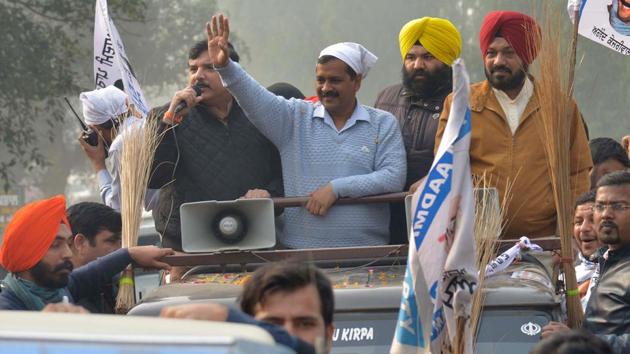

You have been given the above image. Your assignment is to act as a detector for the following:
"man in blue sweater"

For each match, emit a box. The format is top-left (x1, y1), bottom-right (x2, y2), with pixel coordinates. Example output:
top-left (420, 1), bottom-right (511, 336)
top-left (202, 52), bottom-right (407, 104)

top-left (0, 195), bottom-right (174, 311)
top-left (195, 15), bottom-right (406, 248)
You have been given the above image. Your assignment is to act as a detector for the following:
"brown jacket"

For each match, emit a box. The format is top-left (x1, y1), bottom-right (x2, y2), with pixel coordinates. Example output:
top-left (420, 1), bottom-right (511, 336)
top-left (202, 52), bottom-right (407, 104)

top-left (435, 80), bottom-right (592, 239)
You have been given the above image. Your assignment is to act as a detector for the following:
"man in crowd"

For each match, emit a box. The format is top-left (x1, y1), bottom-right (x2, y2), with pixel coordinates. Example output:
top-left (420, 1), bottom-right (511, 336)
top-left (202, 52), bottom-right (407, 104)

top-left (202, 15), bottom-right (406, 248)
top-left (622, 135), bottom-right (630, 158)
top-left (160, 261), bottom-right (334, 354)
top-left (148, 40), bottom-right (283, 254)
top-left (78, 85), bottom-right (159, 211)
top-left (66, 201), bottom-right (122, 313)
top-left (572, 190), bottom-right (601, 309)
top-left (240, 262), bottom-right (334, 352)
top-left (436, 10), bottom-right (591, 239)
top-left (543, 171), bottom-right (630, 353)
top-left (589, 137), bottom-right (630, 189)
top-left (0, 195), bottom-right (173, 311)
top-left (374, 17), bottom-right (461, 243)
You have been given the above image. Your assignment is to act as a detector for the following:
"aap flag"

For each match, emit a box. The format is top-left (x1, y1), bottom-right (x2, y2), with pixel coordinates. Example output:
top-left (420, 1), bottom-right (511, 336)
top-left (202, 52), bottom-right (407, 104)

top-left (570, 0), bottom-right (630, 56)
top-left (390, 59), bottom-right (477, 354)
top-left (94, 0), bottom-right (150, 116)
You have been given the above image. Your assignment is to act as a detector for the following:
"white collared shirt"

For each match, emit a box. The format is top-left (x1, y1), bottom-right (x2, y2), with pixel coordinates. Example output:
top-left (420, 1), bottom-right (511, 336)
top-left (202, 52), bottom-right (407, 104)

top-left (493, 77), bottom-right (533, 135)
top-left (312, 102), bottom-right (370, 134)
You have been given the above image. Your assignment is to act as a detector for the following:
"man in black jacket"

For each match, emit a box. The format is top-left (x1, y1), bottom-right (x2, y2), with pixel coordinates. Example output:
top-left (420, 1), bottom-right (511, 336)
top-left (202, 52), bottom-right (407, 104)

top-left (373, 17), bottom-right (461, 243)
top-left (543, 171), bottom-right (630, 353)
top-left (148, 41), bottom-right (283, 262)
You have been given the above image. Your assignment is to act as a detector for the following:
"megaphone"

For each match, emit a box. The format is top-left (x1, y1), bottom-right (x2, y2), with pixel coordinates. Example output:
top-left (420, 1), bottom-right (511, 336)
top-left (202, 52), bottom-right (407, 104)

top-left (180, 198), bottom-right (276, 253)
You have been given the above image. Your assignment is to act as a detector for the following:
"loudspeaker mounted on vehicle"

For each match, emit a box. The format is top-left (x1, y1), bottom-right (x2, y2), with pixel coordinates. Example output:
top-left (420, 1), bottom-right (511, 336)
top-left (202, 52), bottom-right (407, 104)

top-left (180, 198), bottom-right (276, 252)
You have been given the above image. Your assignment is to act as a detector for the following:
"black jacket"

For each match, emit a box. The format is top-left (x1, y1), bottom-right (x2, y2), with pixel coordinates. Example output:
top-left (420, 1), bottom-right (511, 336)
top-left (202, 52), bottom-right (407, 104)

top-left (148, 103), bottom-right (283, 251)
top-left (583, 245), bottom-right (630, 353)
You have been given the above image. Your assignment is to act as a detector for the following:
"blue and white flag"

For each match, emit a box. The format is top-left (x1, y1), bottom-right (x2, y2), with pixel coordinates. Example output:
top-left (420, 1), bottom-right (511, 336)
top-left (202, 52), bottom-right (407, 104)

top-left (391, 59), bottom-right (477, 354)
top-left (93, 0), bottom-right (151, 116)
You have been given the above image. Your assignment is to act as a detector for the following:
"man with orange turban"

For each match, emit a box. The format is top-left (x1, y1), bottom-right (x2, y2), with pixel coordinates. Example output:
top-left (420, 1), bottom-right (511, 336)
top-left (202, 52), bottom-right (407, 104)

top-left (0, 195), bottom-right (174, 311)
top-left (436, 11), bottom-right (592, 239)
top-left (375, 17), bottom-right (461, 243)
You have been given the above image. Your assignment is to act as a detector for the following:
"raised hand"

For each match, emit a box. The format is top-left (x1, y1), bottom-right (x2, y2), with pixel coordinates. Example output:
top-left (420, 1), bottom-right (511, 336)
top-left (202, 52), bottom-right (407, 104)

top-left (206, 14), bottom-right (230, 68)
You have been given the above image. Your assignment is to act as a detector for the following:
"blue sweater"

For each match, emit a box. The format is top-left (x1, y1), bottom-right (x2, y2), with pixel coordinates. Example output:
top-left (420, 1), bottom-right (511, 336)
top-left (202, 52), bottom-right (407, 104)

top-left (217, 61), bottom-right (406, 248)
top-left (0, 248), bottom-right (131, 311)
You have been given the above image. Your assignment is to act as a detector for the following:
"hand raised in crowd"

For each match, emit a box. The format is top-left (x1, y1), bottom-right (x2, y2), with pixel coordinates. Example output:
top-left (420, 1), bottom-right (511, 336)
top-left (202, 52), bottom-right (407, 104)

top-left (541, 321), bottom-right (571, 339)
top-left (241, 189), bottom-right (271, 199)
top-left (128, 246), bottom-right (175, 270)
top-left (306, 183), bottom-right (338, 216)
top-left (160, 303), bottom-right (229, 322)
top-left (166, 87), bottom-right (204, 119)
top-left (206, 14), bottom-right (231, 68)
top-left (78, 132), bottom-right (107, 171)
top-left (42, 302), bottom-right (89, 314)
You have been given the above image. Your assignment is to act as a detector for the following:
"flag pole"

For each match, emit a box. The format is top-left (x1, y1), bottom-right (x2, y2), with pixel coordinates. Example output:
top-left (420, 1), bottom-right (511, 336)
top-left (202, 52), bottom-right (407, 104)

top-left (565, 6), bottom-right (585, 329)
top-left (567, 7), bottom-right (581, 97)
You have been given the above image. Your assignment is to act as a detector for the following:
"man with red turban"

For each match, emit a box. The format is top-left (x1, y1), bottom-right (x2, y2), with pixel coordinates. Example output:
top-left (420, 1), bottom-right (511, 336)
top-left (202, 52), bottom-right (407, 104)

top-left (436, 11), bottom-right (592, 239)
top-left (0, 195), bottom-right (174, 311)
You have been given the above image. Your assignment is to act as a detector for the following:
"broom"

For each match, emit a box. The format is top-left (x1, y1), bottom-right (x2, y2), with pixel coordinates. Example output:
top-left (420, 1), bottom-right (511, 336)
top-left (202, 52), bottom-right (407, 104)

top-left (116, 111), bottom-right (163, 314)
top-left (533, 4), bottom-right (584, 327)
top-left (470, 173), bottom-right (514, 342)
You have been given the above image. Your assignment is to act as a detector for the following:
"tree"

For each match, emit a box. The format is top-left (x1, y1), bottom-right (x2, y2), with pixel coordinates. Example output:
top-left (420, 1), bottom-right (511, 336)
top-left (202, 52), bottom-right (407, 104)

top-left (0, 0), bottom-right (146, 191)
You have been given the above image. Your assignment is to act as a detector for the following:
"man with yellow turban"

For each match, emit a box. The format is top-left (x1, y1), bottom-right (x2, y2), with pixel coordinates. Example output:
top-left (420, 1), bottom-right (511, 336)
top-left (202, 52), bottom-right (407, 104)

top-left (0, 195), bottom-right (174, 311)
top-left (374, 17), bottom-right (461, 243)
top-left (435, 11), bottom-right (592, 240)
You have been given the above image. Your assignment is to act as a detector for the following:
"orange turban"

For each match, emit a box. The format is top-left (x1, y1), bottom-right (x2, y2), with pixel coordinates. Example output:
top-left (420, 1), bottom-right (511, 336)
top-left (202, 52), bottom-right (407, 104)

top-left (0, 195), bottom-right (69, 273)
top-left (479, 11), bottom-right (541, 65)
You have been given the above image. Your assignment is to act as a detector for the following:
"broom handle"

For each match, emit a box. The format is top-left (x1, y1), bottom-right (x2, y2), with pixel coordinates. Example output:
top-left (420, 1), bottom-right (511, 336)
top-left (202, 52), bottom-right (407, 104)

top-left (567, 7), bottom-right (580, 98)
top-left (271, 192), bottom-right (409, 208)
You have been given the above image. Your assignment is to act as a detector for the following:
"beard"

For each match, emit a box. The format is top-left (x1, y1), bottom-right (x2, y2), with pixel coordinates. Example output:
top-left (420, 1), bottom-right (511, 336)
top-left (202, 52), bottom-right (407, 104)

top-left (598, 220), bottom-right (621, 246)
top-left (485, 64), bottom-right (527, 92)
top-left (402, 65), bottom-right (452, 98)
top-left (30, 259), bottom-right (73, 289)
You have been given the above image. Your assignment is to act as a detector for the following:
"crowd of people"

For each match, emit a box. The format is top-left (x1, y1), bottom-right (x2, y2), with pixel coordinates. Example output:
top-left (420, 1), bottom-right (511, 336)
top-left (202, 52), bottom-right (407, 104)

top-left (1, 8), bottom-right (629, 354)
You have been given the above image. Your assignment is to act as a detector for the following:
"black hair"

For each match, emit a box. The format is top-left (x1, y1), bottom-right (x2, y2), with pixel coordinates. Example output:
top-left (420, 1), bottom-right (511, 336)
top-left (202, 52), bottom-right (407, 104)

top-left (575, 190), bottom-right (596, 209)
top-left (589, 137), bottom-right (630, 168)
top-left (66, 202), bottom-right (121, 246)
top-left (596, 170), bottom-right (630, 189)
top-left (239, 261), bottom-right (334, 326)
top-left (188, 40), bottom-right (240, 63)
top-left (529, 330), bottom-right (611, 354)
top-left (317, 55), bottom-right (357, 80)
top-left (267, 82), bottom-right (305, 100)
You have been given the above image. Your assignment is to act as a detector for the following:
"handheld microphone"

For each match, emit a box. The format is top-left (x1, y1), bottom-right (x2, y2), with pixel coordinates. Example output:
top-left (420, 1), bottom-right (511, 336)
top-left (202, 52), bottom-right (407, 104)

top-left (174, 84), bottom-right (203, 115)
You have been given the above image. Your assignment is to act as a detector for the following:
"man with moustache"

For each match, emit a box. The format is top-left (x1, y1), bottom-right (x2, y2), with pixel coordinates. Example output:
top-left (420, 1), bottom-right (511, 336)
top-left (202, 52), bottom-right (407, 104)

top-left (148, 40), bottom-right (283, 255)
top-left (543, 171), bottom-right (630, 353)
top-left (0, 195), bottom-right (173, 311)
top-left (572, 190), bottom-right (601, 309)
top-left (205, 15), bottom-right (406, 248)
top-left (374, 17), bottom-right (461, 243)
top-left (436, 11), bottom-right (591, 239)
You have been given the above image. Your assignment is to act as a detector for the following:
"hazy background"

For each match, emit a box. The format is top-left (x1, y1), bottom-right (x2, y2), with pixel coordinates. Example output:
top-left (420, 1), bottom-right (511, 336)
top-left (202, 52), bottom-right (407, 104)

top-left (0, 0), bottom-right (628, 231)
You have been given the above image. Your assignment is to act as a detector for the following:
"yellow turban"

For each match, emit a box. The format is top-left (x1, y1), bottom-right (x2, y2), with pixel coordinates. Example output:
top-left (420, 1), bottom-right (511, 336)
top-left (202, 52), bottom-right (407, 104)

top-left (399, 17), bottom-right (462, 66)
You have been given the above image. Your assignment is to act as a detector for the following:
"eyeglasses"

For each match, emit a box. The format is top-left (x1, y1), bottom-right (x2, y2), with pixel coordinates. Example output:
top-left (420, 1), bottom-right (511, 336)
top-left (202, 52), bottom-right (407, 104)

top-left (593, 203), bottom-right (630, 213)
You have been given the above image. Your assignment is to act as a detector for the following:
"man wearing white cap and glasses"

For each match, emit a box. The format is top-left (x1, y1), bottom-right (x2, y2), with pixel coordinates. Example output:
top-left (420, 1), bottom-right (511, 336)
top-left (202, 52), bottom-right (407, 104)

top-left (205, 15), bottom-right (406, 248)
top-left (78, 85), bottom-right (159, 211)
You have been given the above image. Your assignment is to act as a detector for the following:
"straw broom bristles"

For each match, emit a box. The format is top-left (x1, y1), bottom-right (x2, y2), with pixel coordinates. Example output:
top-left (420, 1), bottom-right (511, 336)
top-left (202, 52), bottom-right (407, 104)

top-left (532, 5), bottom-right (584, 327)
top-left (115, 111), bottom-right (163, 314)
top-left (470, 174), bottom-right (513, 341)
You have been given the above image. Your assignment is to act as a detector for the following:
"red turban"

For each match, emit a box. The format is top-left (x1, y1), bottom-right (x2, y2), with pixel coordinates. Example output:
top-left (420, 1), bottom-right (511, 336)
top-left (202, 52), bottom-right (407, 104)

top-left (479, 11), bottom-right (541, 65)
top-left (0, 195), bottom-right (69, 273)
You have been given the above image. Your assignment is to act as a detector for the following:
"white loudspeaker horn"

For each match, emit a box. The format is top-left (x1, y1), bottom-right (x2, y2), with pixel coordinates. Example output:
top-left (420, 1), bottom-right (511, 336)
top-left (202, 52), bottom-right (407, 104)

top-left (180, 198), bottom-right (276, 253)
